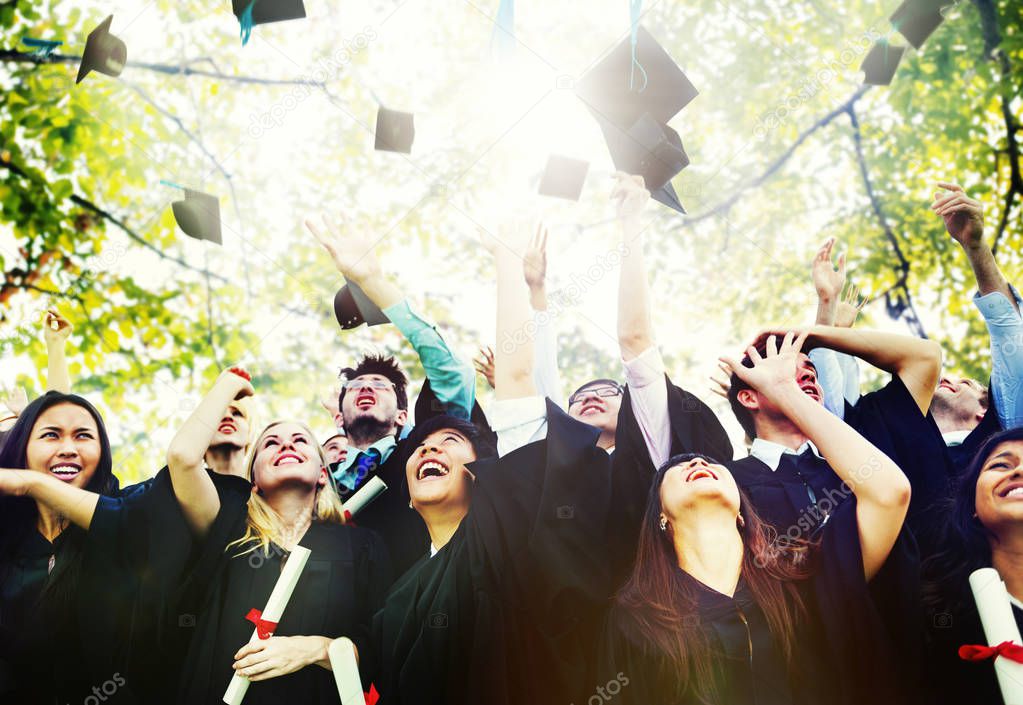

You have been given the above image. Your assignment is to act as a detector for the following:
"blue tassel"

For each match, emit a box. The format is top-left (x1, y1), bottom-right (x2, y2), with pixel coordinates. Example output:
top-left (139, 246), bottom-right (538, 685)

top-left (21, 36), bottom-right (63, 57)
top-left (160, 179), bottom-right (185, 190)
top-left (490, 0), bottom-right (515, 58)
top-left (240, 0), bottom-right (256, 46)
top-left (628, 0), bottom-right (647, 92)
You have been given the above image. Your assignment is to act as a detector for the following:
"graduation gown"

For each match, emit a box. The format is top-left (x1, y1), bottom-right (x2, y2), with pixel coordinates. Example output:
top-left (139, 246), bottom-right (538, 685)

top-left (926, 582), bottom-right (1023, 705)
top-left (371, 401), bottom-right (613, 705)
top-left (175, 495), bottom-right (392, 705)
top-left (601, 500), bottom-right (914, 705)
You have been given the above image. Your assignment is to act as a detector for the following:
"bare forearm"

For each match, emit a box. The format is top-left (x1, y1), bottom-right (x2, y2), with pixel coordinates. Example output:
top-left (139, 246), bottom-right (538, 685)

top-left (617, 224), bottom-right (654, 361)
top-left (168, 380), bottom-right (240, 468)
top-left (495, 255), bottom-right (536, 400)
top-left (815, 297), bottom-right (837, 326)
top-left (26, 472), bottom-right (99, 530)
top-left (528, 283), bottom-right (547, 312)
top-left (348, 271), bottom-right (404, 310)
top-left (964, 243), bottom-right (1018, 311)
top-left (46, 342), bottom-right (71, 393)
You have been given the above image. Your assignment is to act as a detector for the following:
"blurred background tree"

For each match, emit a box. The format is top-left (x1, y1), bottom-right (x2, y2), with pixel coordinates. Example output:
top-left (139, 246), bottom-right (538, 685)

top-left (1, 0), bottom-right (1019, 478)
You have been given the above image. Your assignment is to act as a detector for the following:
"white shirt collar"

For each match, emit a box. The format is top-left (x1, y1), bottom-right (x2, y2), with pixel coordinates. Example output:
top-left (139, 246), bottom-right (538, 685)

top-left (429, 543), bottom-right (438, 558)
top-left (942, 430), bottom-right (971, 447)
top-left (749, 438), bottom-right (823, 472)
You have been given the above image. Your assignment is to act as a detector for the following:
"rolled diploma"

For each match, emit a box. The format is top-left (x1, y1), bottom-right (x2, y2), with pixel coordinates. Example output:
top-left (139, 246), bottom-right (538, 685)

top-left (969, 568), bottom-right (1023, 705)
top-left (223, 545), bottom-right (312, 704)
top-left (328, 637), bottom-right (366, 705)
top-left (344, 476), bottom-right (387, 517)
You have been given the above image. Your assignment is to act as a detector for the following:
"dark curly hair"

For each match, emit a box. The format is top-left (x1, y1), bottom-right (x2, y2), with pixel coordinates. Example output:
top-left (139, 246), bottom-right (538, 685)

top-left (339, 353), bottom-right (409, 410)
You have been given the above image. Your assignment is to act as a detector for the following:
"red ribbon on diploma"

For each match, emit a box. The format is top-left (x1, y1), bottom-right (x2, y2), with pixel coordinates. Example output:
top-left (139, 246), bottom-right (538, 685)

top-left (365, 684), bottom-right (380, 705)
top-left (245, 608), bottom-right (279, 640)
top-left (959, 641), bottom-right (1023, 664)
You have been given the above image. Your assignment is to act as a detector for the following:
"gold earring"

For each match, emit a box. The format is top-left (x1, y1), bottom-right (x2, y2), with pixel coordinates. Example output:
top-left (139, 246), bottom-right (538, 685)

top-left (737, 514), bottom-right (746, 529)
top-left (659, 516), bottom-right (668, 532)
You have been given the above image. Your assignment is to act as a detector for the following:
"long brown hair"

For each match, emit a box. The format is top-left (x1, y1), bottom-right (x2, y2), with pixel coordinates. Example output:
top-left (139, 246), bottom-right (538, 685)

top-left (613, 453), bottom-right (813, 703)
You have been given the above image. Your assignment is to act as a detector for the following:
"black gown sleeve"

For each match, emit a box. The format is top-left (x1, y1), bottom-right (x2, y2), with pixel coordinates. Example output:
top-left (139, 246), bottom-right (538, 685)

top-left (349, 528), bottom-right (393, 688)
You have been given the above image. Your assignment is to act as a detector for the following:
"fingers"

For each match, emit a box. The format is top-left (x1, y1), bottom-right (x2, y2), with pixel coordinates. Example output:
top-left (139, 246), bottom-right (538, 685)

top-left (936, 182), bottom-right (963, 194)
top-left (746, 344), bottom-right (765, 363)
top-left (718, 356), bottom-right (740, 377)
top-left (234, 641), bottom-right (266, 661)
top-left (815, 238), bottom-right (834, 262)
top-left (836, 252), bottom-right (846, 273)
top-left (792, 329), bottom-right (810, 353)
top-left (484, 345), bottom-right (495, 363)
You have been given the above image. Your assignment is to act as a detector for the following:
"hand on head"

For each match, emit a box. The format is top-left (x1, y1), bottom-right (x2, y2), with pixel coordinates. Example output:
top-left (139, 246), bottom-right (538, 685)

top-left (720, 331), bottom-right (811, 395)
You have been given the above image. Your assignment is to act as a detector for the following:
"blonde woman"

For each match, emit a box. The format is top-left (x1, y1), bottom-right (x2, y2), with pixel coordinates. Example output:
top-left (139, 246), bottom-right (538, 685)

top-left (167, 369), bottom-right (392, 705)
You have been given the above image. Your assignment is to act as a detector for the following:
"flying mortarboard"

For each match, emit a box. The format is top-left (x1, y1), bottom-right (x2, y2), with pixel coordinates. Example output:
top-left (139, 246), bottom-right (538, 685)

top-left (576, 25), bottom-right (698, 128)
top-left (374, 107), bottom-right (416, 154)
top-left (76, 15), bottom-right (126, 84)
top-left (889, 0), bottom-right (949, 50)
top-left (233, 0), bottom-right (306, 44)
top-left (538, 155), bottom-right (590, 201)
top-left (333, 280), bottom-right (389, 330)
top-left (170, 188), bottom-right (222, 245)
top-left (860, 41), bottom-right (907, 86)
top-left (598, 113), bottom-right (690, 214)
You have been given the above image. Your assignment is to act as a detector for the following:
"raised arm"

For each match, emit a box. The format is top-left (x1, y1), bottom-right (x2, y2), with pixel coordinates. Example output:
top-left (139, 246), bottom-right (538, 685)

top-left (44, 310), bottom-right (73, 393)
top-left (492, 223), bottom-right (539, 401)
top-left (166, 369), bottom-right (253, 537)
top-left (521, 227), bottom-right (565, 405)
top-left (306, 214), bottom-right (475, 420)
top-left (0, 469), bottom-right (99, 529)
top-left (722, 332), bottom-right (911, 580)
top-left (798, 325), bottom-right (943, 416)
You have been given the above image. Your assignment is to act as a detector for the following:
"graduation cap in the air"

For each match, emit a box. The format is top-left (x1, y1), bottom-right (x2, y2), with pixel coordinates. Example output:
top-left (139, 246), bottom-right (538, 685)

top-left (76, 15), bottom-right (126, 84)
top-left (889, 0), bottom-right (950, 50)
top-left (576, 25), bottom-right (698, 129)
top-left (599, 113), bottom-right (690, 213)
top-left (170, 189), bottom-right (222, 245)
top-left (538, 155), bottom-right (590, 201)
top-left (232, 0), bottom-right (307, 27)
top-left (374, 107), bottom-right (415, 154)
top-left (333, 280), bottom-right (389, 330)
top-left (860, 41), bottom-right (907, 86)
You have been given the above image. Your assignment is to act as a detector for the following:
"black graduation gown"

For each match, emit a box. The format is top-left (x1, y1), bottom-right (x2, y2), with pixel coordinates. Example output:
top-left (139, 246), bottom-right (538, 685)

top-left (347, 380), bottom-right (494, 579)
top-left (601, 500), bottom-right (914, 705)
top-left (926, 583), bottom-right (1023, 705)
top-left (175, 500), bottom-right (392, 705)
top-left (371, 401), bottom-right (614, 705)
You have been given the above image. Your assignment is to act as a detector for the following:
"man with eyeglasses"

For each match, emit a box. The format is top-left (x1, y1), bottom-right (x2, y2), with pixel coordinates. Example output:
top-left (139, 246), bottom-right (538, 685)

top-left (306, 215), bottom-right (478, 575)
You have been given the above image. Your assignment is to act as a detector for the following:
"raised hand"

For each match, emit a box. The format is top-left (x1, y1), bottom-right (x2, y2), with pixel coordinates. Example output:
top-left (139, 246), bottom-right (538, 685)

top-left (931, 182), bottom-right (984, 250)
top-left (2, 386), bottom-right (28, 417)
top-left (320, 387), bottom-right (343, 428)
top-left (217, 367), bottom-right (255, 400)
top-left (522, 224), bottom-right (548, 291)
top-left (304, 213), bottom-right (383, 283)
top-left (720, 331), bottom-right (810, 395)
top-left (709, 361), bottom-right (732, 399)
top-left (835, 283), bottom-right (867, 328)
top-left (611, 172), bottom-right (650, 222)
top-left (811, 238), bottom-right (846, 303)
top-left (43, 309), bottom-right (72, 346)
top-left (473, 345), bottom-right (496, 390)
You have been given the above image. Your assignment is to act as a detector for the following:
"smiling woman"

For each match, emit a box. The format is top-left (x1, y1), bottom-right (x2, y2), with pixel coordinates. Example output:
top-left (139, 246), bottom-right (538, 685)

top-left (0, 391), bottom-right (117, 703)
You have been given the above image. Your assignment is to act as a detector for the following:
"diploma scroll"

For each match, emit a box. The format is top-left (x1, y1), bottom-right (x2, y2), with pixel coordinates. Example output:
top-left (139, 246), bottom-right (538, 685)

top-left (223, 545), bottom-right (312, 704)
top-left (328, 637), bottom-right (366, 705)
top-left (969, 568), bottom-right (1023, 705)
top-left (344, 476), bottom-right (387, 517)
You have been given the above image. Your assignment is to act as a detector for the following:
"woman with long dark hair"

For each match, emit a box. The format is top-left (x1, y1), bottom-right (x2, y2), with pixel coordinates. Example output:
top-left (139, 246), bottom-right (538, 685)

top-left (0, 390), bottom-right (118, 703)
top-left (924, 426), bottom-right (1023, 705)
top-left (601, 332), bottom-right (916, 705)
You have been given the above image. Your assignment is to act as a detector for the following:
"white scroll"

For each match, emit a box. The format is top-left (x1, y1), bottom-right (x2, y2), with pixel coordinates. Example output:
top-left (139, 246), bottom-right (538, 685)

top-left (969, 568), bottom-right (1023, 705)
top-left (344, 476), bottom-right (387, 517)
top-left (223, 545), bottom-right (312, 704)
top-left (328, 636), bottom-right (367, 705)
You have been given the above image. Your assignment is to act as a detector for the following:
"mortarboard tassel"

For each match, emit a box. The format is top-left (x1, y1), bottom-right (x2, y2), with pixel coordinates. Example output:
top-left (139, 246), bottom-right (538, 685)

top-left (490, 0), bottom-right (515, 57)
top-left (21, 36), bottom-right (63, 57)
top-left (628, 0), bottom-right (648, 91)
top-left (239, 0), bottom-right (257, 46)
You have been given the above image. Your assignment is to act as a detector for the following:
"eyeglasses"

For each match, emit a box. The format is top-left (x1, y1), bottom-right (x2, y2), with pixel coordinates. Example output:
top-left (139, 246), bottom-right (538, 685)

top-left (568, 385), bottom-right (623, 407)
top-left (343, 379), bottom-right (396, 392)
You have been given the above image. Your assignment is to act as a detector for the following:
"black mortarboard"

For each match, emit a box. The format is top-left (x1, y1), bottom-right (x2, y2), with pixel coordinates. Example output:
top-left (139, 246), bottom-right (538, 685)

top-left (576, 25), bottom-right (698, 129)
top-left (76, 15), bottom-right (126, 84)
top-left (171, 189), bottom-right (222, 245)
top-left (374, 107), bottom-right (415, 154)
top-left (538, 155), bottom-right (590, 201)
top-left (890, 0), bottom-right (948, 50)
top-left (232, 0), bottom-right (307, 26)
top-left (599, 113), bottom-right (689, 213)
top-left (860, 41), bottom-right (907, 86)
top-left (333, 280), bottom-right (389, 330)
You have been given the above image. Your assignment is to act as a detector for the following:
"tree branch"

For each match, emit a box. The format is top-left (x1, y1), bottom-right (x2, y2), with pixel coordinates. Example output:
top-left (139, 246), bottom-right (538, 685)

top-left (683, 85), bottom-right (872, 225)
top-left (0, 50), bottom-right (325, 88)
top-left (847, 105), bottom-right (927, 339)
top-left (973, 0), bottom-right (1022, 255)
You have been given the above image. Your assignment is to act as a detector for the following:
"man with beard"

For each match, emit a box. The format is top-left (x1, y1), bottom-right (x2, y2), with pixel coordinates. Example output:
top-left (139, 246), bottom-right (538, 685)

top-left (305, 214), bottom-right (476, 575)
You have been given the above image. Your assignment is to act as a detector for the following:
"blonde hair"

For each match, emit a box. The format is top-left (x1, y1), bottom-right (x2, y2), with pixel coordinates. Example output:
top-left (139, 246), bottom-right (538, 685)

top-left (228, 420), bottom-right (347, 557)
